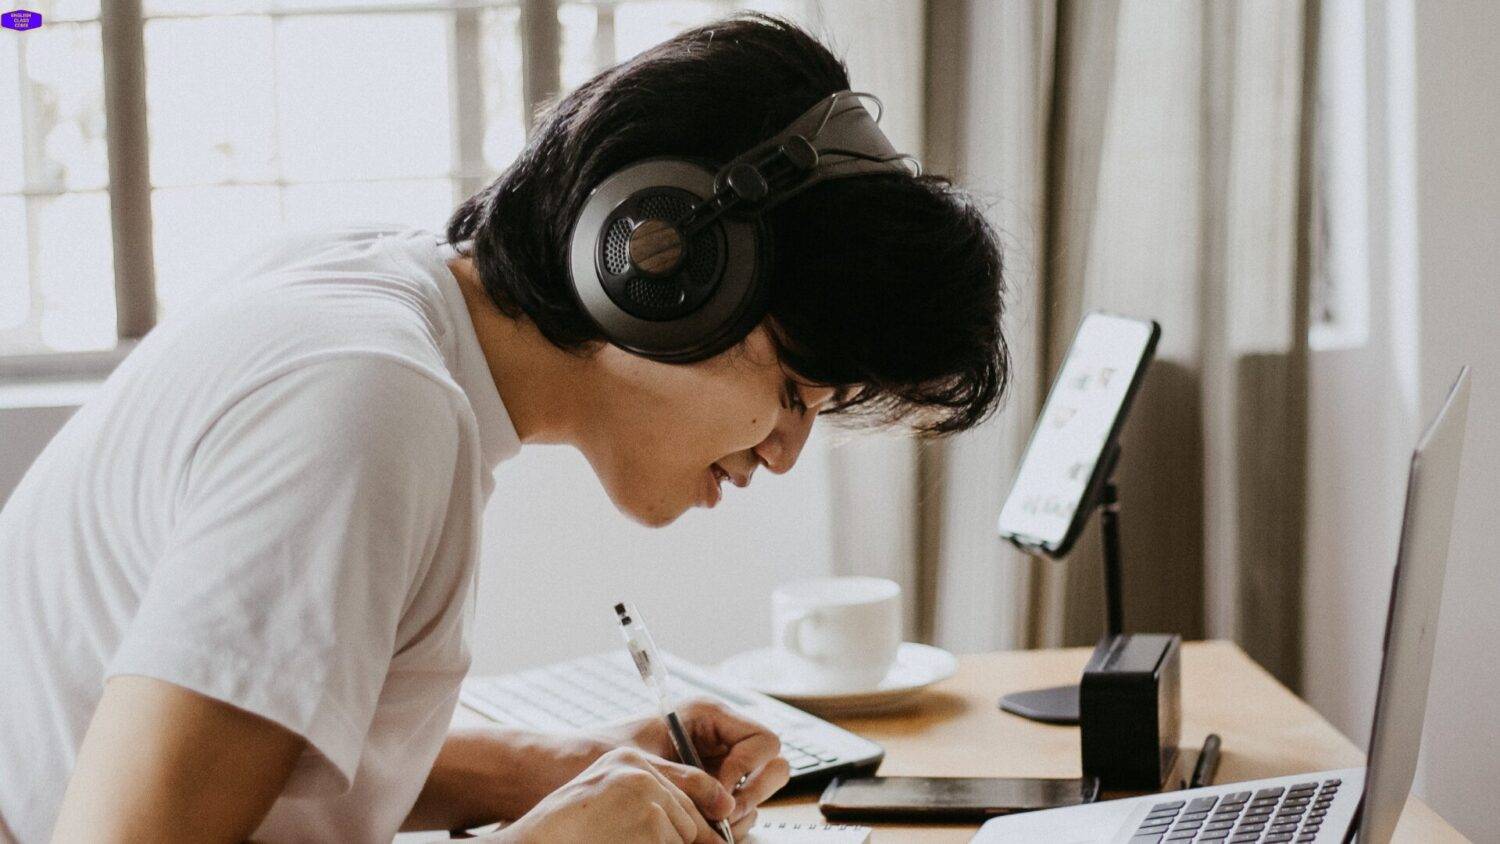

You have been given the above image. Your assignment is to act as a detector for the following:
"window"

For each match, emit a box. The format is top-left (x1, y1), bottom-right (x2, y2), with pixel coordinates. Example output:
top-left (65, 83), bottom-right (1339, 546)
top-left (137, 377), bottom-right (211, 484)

top-left (0, 0), bottom-right (812, 362)
top-left (1307, 0), bottom-right (1374, 351)
top-left (1, 1), bottom-right (111, 356)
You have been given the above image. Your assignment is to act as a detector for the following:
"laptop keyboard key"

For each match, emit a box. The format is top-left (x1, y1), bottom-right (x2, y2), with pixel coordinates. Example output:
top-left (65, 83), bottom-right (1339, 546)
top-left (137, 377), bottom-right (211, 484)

top-left (1147, 810), bottom-right (1181, 821)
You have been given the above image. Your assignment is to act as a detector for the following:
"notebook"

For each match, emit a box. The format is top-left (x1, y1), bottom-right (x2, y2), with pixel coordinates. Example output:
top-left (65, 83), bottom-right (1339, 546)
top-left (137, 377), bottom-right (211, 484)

top-left (745, 820), bottom-right (872, 843)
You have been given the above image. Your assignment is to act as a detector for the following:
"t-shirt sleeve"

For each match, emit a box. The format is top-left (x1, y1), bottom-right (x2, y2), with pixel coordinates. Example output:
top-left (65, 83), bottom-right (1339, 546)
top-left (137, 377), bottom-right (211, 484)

top-left (107, 355), bottom-right (464, 796)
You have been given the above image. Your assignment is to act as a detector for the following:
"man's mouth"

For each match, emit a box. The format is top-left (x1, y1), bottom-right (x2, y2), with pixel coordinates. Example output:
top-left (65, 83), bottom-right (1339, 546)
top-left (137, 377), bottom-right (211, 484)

top-left (704, 463), bottom-right (728, 507)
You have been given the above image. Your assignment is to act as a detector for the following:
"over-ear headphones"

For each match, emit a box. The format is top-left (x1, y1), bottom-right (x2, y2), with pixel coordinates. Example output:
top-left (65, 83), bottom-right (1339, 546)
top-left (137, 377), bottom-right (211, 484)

top-left (564, 91), bottom-right (920, 363)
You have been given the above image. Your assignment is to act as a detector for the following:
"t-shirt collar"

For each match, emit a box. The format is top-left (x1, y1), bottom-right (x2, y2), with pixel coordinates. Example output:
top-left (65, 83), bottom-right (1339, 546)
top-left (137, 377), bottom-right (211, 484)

top-left (397, 230), bottom-right (521, 473)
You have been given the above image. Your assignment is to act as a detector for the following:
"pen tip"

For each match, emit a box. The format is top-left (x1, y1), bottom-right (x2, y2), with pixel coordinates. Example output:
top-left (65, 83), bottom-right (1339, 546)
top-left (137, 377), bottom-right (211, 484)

top-left (614, 602), bottom-right (627, 616)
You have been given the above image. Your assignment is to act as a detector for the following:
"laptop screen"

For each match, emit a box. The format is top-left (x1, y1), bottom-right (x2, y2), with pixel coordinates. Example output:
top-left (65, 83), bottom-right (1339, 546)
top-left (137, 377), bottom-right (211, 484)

top-left (1357, 367), bottom-right (1470, 843)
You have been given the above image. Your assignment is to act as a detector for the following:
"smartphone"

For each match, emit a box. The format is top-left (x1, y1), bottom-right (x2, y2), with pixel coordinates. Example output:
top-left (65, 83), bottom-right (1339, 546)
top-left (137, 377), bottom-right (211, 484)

top-left (818, 775), bottom-right (1101, 822)
top-left (995, 311), bottom-right (1160, 558)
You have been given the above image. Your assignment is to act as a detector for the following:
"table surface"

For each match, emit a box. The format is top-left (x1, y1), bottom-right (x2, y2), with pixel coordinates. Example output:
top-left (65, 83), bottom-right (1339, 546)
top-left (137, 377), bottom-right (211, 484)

top-left (753, 640), bottom-right (1465, 842)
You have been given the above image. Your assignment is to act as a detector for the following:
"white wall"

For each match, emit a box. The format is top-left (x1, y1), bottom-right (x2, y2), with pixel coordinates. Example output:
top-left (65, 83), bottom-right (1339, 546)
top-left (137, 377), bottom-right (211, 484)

top-left (1411, 0), bottom-right (1500, 837)
top-left (467, 433), bottom-right (837, 675)
top-left (1302, 0), bottom-right (1421, 750)
top-left (1305, 2), bottom-right (1500, 838)
top-left (0, 404), bottom-right (76, 506)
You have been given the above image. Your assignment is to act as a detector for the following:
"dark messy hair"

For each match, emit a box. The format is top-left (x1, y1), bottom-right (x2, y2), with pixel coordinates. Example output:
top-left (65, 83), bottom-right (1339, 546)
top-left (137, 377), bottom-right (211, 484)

top-left (446, 13), bottom-right (1007, 435)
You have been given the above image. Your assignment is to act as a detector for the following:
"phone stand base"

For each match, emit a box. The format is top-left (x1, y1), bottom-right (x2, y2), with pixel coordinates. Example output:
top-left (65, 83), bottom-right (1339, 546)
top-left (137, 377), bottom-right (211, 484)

top-left (997, 683), bottom-right (1080, 725)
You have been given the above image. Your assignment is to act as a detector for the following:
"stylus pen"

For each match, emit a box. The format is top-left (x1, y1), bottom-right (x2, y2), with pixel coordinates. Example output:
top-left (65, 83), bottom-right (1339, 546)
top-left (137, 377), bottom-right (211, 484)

top-left (1190, 733), bottom-right (1222, 789)
top-left (615, 602), bottom-right (734, 844)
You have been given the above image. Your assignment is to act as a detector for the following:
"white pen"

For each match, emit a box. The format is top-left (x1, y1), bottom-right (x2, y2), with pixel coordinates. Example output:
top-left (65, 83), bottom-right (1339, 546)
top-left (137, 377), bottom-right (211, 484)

top-left (614, 602), bottom-right (735, 844)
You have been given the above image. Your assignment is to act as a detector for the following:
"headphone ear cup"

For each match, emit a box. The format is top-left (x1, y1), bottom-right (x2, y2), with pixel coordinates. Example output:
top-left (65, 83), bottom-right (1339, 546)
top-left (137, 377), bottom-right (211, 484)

top-left (597, 189), bottom-right (725, 321)
top-left (568, 158), bottom-right (770, 363)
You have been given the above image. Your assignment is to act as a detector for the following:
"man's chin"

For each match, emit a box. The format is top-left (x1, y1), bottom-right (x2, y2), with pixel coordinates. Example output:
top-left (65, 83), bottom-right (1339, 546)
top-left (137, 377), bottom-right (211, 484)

top-left (609, 489), bottom-right (691, 528)
top-left (625, 504), bottom-right (688, 529)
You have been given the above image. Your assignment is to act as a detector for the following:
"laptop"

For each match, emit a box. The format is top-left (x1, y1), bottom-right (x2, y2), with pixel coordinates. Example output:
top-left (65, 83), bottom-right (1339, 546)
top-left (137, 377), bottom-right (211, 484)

top-left (461, 649), bottom-right (885, 793)
top-left (974, 367), bottom-right (1471, 844)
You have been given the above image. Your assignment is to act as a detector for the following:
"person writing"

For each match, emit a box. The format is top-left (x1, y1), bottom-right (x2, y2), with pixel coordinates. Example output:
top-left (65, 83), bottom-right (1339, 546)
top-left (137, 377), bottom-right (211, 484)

top-left (0, 14), bottom-right (1008, 843)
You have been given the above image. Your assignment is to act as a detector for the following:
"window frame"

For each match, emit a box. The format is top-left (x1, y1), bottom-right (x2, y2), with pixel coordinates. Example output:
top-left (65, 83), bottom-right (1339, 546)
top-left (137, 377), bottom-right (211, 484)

top-left (3, 0), bottom-right (562, 378)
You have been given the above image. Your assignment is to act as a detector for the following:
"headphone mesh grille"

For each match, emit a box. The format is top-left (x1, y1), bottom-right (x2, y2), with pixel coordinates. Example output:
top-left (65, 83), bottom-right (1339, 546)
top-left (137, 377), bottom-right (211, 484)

top-left (638, 193), bottom-right (720, 287)
top-left (596, 188), bottom-right (728, 323)
top-left (626, 276), bottom-right (683, 309)
top-left (639, 194), bottom-right (690, 220)
top-left (602, 192), bottom-right (722, 289)
top-left (603, 219), bottom-right (631, 275)
top-left (689, 232), bottom-right (717, 280)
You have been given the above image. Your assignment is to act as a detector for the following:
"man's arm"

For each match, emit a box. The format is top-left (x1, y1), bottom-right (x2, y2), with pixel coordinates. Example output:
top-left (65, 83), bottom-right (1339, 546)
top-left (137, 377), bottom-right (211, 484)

top-left (51, 676), bottom-right (305, 843)
top-left (403, 726), bottom-right (609, 832)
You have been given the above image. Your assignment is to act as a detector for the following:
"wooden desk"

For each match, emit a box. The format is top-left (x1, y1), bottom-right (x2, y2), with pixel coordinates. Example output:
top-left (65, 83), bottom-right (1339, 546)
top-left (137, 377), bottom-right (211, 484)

top-left (756, 641), bottom-right (1465, 842)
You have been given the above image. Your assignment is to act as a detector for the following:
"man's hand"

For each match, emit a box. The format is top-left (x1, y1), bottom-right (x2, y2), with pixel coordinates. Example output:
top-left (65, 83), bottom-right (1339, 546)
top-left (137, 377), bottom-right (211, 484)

top-left (410, 698), bottom-right (788, 836)
top-left (486, 746), bottom-right (729, 843)
top-left (609, 698), bottom-right (792, 833)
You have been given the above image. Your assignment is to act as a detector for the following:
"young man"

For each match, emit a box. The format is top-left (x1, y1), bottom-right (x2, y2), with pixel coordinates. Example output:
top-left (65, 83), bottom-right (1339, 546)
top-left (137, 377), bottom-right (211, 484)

top-left (0, 15), bottom-right (1007, 844)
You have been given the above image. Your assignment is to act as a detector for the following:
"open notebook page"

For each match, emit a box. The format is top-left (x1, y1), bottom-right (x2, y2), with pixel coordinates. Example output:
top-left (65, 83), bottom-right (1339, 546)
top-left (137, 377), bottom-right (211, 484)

top-left (744, 820), bottom-right (872, 843)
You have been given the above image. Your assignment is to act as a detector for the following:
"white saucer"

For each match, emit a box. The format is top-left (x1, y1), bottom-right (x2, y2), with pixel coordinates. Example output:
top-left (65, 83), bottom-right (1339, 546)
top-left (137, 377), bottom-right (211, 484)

top-left (717, 642), bottom-right (957, 717)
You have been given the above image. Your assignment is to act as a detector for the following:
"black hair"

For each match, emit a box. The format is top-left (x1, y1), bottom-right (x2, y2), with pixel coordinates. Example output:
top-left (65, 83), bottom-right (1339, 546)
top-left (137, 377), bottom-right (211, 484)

top-left (446, 13), bottom-right (1007, 436)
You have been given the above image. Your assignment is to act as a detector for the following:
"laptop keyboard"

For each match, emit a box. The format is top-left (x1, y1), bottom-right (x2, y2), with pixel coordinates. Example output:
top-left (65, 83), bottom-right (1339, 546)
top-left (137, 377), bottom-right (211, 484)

top-left (1129, 778), bottom-right (1342, 843)
top-left (461, 652), bottom-right (878, 783)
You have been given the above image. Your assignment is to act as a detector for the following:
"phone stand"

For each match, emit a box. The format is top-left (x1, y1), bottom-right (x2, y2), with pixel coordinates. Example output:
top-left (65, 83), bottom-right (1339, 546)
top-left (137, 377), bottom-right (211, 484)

top-left (998, 472), bottom-right (1126, 726)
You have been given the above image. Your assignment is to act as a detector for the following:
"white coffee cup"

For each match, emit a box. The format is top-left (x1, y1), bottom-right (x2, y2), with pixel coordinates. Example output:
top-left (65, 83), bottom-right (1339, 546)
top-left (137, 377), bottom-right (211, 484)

top-left (771, 576), bottom-right (902, 694)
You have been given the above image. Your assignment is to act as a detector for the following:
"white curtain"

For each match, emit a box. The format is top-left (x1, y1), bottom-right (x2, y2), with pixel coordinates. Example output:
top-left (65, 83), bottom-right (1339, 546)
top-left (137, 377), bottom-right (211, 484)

top-left (804, 0), bottom-right (1050, 652)
top-left (815, 0), bottom-right (1052, 653)
top-left (916, 0), bottom-right (1053, 652)
top-left (799, 0), bottom-right (933, 642)
top-left (826, 0), bottom-right (1319, 687)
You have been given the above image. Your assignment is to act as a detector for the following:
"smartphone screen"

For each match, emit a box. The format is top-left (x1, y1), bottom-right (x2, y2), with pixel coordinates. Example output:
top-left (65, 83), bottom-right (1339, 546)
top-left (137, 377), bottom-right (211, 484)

top-left (820, 775), bottom-right (1100, 822)
top-left (995, 312), bottom-right (1159, 557)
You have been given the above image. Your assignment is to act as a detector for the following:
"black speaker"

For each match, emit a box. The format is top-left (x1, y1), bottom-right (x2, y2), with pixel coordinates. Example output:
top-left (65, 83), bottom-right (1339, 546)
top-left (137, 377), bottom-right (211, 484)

top-left (1080, 633), bottom-right (1182, 791)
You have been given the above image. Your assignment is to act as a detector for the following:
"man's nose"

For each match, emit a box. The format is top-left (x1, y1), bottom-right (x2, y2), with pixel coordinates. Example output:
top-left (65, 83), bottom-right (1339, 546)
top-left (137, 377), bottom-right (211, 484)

top-left (757, 415), bottom-right (815, 475)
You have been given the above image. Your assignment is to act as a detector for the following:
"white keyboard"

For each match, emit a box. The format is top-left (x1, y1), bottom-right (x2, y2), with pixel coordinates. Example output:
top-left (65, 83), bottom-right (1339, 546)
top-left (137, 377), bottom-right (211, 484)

top-left (461, 651), bottom-right (884, 792)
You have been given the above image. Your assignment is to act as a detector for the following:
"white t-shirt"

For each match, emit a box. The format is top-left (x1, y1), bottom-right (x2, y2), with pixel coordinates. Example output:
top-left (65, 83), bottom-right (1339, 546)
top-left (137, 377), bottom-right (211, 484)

top-left (0, 223), bottom-right (519, 843)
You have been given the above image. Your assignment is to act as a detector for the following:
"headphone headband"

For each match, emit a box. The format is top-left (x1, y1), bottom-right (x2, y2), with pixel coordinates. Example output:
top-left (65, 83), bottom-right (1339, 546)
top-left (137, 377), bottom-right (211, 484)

top-left (716, 90), bottom-right (920, 212)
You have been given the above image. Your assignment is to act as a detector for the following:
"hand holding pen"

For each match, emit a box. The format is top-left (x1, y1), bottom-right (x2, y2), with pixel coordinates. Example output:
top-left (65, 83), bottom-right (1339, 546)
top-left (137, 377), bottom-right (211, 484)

top-left (614, 602), bottom-right (792, 842)
top-left (617, 602), bottom-right (737, 842)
